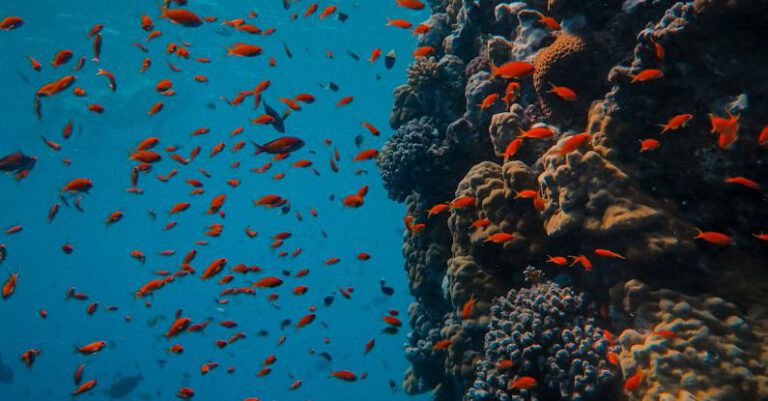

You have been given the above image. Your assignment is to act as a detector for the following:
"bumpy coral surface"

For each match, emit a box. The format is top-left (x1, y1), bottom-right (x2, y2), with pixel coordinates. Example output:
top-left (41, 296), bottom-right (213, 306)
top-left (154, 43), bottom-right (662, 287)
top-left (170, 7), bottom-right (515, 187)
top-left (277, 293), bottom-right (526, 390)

top-left (614, 280), bottom-right (768, 401)
top-left (468, 270), bottom-right (619, 401)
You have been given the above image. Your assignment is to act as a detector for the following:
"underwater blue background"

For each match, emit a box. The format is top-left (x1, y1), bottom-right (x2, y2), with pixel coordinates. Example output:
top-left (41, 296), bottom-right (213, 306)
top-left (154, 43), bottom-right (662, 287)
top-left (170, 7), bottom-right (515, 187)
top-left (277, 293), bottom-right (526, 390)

top-left (0, 1), bottom-right (432, 400)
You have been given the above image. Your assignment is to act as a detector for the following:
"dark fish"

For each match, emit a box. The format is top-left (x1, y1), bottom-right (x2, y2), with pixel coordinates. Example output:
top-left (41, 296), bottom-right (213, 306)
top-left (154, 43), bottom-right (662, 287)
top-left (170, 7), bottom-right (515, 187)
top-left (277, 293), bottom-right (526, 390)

top-left (380, 279), bottom-right (394, 296)
top-left (337, 13), bottom-right (348, 22)
top-left (0, 353), bottom-right (14, 384)
top-left (385, 50), bottom-right (396, 70)
top-left (281, 270), bottom-right (291, 277)
top-left (319, 352), bottom-right (332, 361)
top-left (389, 379), bottom-right (397, 393)
top-left (280, 319), bottom-right (291, 330)
top-left (105, 374), bottom-right (143, 399)
top-left (0, 152), bottom-right (36, 174)
top-left (323, 295), bottom-right (335, 306)
top-left (346, 50), bottom-right (359, 61)
top-left (257, 330), bottom-right (268, 336)
top-left (147, 209), bottom-right (157, 221)
top-left (251, 136), bottom-right (304, 155)
top-left (262, 101), bottom-right (285, 133)
top-left (283, 42), bottom-right (293, 58)
top-left (321, 230), bottom-right (328, 238)
top-left (0, 244), bottom-right (6, 265)
top-left (354, 134), bottom-right (364, 148)
top-left (382, 327), bottom-right (399, 335)
top-left (282, 0), bottom-right (291, 9)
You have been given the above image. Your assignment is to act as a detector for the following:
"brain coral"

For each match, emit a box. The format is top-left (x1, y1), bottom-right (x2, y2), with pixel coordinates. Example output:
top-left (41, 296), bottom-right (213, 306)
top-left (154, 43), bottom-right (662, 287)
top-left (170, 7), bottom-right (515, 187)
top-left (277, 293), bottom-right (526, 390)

top-left (467, 269), bottom-right (620, 401)
top-left (533, 33), bottom-right (595, 127)
top-left (614, 279), bottom-right (768, 401)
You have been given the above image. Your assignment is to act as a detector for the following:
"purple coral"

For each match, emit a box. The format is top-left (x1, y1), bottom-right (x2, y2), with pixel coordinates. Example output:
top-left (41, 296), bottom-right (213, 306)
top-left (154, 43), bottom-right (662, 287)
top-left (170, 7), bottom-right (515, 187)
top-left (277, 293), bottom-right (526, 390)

top-left (467, 269), bottom-right (619, 401)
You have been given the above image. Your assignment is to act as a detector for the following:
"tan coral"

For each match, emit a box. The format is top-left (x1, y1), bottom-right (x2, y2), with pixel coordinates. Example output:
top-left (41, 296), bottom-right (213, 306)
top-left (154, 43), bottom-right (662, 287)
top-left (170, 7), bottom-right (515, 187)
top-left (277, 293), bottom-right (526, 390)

top-left (533, 33), bottom-right (594, 127)
top-left (538, 146), bottom-right (695, 263)
top-left (613, 280), bottom-right (768, 401)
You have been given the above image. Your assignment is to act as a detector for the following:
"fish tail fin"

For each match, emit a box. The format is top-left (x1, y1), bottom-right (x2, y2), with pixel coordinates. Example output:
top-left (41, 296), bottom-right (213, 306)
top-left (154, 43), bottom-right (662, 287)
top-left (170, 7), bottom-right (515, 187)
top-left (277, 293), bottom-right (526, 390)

top-left (91, 57), bottom-right (99, 63)
top-left (489, 63), bottom-right (498, 79)
top-left (249, 140), bottom-right (265, 155)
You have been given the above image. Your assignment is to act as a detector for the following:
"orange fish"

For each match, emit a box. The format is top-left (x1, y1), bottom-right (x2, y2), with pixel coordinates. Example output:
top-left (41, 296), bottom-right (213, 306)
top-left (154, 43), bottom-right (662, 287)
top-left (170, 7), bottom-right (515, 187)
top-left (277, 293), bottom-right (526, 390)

top-left (330, 370), bottom-right (357, 381)
top-left (166, 317), bottom-right (191, 338)
top-left (353, 149), bottom-right (379, 161)
top-left (491, 61), bottom-right (534, 80)
top-left (432, 339), bottom-right (452, 350)
top-left (624, 370), bottom-right (644, 391)
top-left (485, 232), bottom-right (514, 243)
top-left (503, 138), bottom-right (524, 160)
top-left (508, 376), bottom-right (537, 390)
top-left (519, 126), bottom-right (554, 139)
top-left (227, 43), bottom-right (263, 57)
top-left (0, 16), bottom-right (24, 30)
top-left (73, 379), bottom-right (97, 395)
top-left (462, 295), bottom-right (476, 319)
top-left (594, 248), bottom-right (625, 259)
top-left (207, 194), bottom-right (226, 214)
top-left (559, 133), bottom-right (591, 157)
top-left (77, 341), bottom-right (106, 354)
top-left (639, 138), bottom-right (660, 152)
top-left (479, 93), bottom-right (499, 110)
top-left (539, 15), bottom-right (561, 30)
top-left (368, 48), bottom-right (382, 63)
top-left (724, 176), bottom-right (760, 191)
top-left (659, 113), bottom-right (693, 134)
top-left (758, 124), bottom-right (768, 146)
top-left (319, 5), bottom-right (337, 19)
top-left (51, 49), bottom-right (73, 67)
top-left (631, 68), bottom-right (663, 83)
top-left (548, 82), bottom-right (576, 101)
top-left (694, 229), bottom-right (732, 246)
top-left (412, 23), bottom-right (430, 35)
top-left (386, 18), bottom-right (412, 29)
top-left (413, 46), bottom-right (435, 58)
top-left (61, 178), bottom-right (93, 193)
top-left (336, 96), bottom-right (353, 107)
top-left (451, 196), bottom-right (475, 209)
top-left (2, 272), bottom-right (18, 299)
top-left (160, 7), bottom-right (202, 27)
top-left (396, 0), bottom-right (425, 10)
top-left (546, 255), bottom-right (568, 266)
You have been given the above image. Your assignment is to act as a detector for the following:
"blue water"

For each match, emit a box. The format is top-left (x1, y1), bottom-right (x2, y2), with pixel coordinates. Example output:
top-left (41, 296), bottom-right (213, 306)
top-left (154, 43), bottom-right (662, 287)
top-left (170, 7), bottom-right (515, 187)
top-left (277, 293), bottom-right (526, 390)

top-left (0, 1), bottom-right (430, 400)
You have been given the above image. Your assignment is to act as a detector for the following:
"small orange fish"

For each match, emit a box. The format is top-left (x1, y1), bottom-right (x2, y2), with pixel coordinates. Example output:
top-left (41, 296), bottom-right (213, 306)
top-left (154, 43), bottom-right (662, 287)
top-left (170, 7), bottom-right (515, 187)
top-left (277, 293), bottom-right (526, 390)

top-left (519, 126), bottom-right (554, 139)
top-left (432, 339), bottom-right (452, 350)
top-left (639, 138), bottom-right (660, 152)
top-left (396, 0), bottom-right (425, 10)
top-left (630, 68), bottom-right (663, 83)
top-left (624, 370), bottom-right (644, 391)
top-left (490, 61), bottom-right (534, 80)
top-left (413, 46), bottom-right (435, 58)
top-left (485, 232), bottom-right (514, 243)
top-left (508, 376), bottom-right (537, 390)
top-left (503, 138), bottom-right (523, 160)
top-left (386, 18), bottom-right (412, 29)
top-left (548, 82), bottom-right (576, 101)
top-left (462, 295), bottom-right (476, 320)
top-left (353, 149), bottom-right (379, 161)
top-left (724, 176), bottom-right (760, 191)
top-left (659, 113), bottom-right (693, 134)
top-left (2, 272), bottom-right (18, 299)
top-left (694, 229), bottom-right (732, 246)
top-left (479, 93), bottom-right (499, 110)
top-left (227, 43), bottom-right (263, 57)
top-left (594, 248), bottom-right (625, 259)
top-left (546, 256), bottom-right (568, 266)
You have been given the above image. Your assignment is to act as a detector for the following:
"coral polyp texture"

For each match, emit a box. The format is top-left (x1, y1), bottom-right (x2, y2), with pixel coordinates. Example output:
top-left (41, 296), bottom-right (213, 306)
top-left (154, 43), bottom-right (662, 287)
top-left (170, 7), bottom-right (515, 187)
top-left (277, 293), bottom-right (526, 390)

top-left (381, 0), bottom-right (768, 400)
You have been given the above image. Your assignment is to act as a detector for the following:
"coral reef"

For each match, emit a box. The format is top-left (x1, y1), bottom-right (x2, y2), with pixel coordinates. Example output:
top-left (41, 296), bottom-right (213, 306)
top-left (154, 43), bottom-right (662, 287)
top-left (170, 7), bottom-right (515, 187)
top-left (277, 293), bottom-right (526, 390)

top-left (384, 0), bottom-right (768, 400)
top-left (612, 280), bottom-right (768, 401)
top-left (468, 269), bottom-right (620, 401)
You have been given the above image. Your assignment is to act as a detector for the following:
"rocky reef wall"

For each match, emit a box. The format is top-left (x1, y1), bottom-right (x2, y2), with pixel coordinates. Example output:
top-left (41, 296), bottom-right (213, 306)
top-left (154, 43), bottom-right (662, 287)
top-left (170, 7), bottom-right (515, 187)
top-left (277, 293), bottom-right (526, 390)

top-left (379, 0), bottom-right (768, 400)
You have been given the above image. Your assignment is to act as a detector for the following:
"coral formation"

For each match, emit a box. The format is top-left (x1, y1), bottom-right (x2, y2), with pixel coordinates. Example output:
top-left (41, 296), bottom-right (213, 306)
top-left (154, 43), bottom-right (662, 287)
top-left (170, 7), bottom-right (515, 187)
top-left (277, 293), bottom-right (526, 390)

top-left (613, 280), bottom-right (768, 401)
top-left (468, 269), bottom-right (620, 401)
top-left (384, 0), bottom-right (768, 399)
